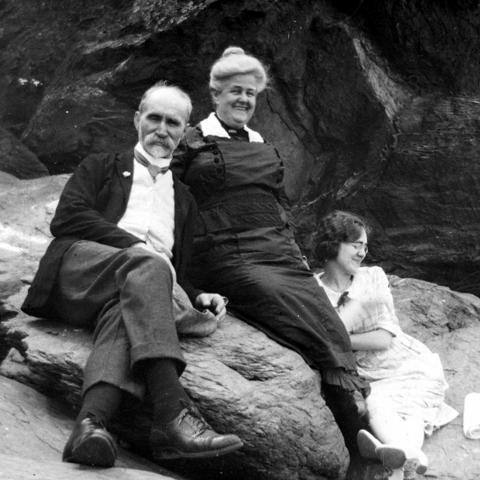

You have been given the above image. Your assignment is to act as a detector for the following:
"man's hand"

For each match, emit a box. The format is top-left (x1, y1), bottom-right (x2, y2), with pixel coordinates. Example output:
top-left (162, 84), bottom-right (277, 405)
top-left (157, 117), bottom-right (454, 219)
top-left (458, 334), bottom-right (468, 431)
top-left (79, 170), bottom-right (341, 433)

top-left (195, 293), bottom-right (228, 321)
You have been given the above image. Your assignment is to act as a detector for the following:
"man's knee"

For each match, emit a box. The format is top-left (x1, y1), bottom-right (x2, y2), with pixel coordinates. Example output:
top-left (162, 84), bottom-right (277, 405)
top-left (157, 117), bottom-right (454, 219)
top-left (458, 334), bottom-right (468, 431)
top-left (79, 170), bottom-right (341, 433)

top-left (120, 247), bottom-right (173, 283)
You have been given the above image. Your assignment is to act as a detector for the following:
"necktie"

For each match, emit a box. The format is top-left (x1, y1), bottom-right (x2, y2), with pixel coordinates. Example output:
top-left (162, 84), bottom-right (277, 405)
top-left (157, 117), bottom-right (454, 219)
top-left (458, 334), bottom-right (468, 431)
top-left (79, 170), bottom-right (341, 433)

top-left (134, 149), bottom-right (169, 180)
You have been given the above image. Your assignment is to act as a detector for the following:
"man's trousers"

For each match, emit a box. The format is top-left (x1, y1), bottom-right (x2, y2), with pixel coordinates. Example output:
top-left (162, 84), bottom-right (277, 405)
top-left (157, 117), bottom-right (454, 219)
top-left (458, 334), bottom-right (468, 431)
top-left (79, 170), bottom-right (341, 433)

top-left (52, 240), bottom-right (185, 399)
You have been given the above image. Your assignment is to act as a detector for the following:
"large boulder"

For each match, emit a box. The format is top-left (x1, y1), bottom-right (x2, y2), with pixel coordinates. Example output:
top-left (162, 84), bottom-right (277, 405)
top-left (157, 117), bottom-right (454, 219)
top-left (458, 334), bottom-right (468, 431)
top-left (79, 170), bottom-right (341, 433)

top-left (3, 269), bottom-right (480, 480)
top-left (0, 172), bottom-right (348, 479)
top-left (0, 305), bottom-right (347, 480)
top-left (348, 277), bottom-right (480, 480)
top-left (0, 375), bottom-right (181, 480)
top-left (2, 173), bottom-right (480, 480)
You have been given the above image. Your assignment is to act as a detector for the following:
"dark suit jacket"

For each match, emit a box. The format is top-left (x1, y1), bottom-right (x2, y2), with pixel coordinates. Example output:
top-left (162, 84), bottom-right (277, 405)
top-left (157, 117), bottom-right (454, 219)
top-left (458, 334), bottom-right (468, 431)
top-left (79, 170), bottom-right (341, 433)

top-left (21, 150), bottom-right (200, 319)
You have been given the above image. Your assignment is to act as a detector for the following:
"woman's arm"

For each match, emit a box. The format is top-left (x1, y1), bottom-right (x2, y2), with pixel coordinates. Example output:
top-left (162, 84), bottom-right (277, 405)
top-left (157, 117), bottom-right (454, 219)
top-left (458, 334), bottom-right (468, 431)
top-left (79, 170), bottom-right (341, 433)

top-left (171, 126), bottom-right (202, 181)
top-left (350, 328), bottom-right (393, 351)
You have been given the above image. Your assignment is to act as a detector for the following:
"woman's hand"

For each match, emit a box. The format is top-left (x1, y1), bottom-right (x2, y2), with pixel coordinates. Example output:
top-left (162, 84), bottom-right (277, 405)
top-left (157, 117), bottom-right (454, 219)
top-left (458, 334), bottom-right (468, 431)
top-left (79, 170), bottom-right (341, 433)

top-left (350, 329), bottom-right (393, 351)
top-left (195, 293), bottom-right (228, 321)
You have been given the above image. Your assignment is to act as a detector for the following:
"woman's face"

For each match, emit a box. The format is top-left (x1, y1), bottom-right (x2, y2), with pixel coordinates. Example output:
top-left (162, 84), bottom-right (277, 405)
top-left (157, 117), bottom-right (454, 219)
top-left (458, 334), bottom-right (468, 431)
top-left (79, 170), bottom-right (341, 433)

top-left (335, 227), bottom-right (368, 276)
top-left (213, 73), bottom-right (258, 129)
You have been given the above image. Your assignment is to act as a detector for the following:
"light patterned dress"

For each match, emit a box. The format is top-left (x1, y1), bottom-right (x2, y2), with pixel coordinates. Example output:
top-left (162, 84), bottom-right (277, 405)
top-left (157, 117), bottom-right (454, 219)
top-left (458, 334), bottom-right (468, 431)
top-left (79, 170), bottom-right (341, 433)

top-left (316, 266), bottom-right (455, 435)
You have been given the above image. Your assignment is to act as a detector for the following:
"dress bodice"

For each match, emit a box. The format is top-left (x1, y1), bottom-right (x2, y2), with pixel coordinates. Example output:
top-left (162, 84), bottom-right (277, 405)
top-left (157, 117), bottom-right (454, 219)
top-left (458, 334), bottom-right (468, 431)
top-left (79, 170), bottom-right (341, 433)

top-left (172, 125), bottom-right (290, 236)
top-left (179, 131), bottom-right (284, 204)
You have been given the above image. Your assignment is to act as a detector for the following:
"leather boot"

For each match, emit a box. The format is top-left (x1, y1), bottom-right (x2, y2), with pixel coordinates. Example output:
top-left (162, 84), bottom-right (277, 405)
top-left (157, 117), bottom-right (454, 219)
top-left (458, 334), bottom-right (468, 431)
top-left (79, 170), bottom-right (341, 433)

top-left (62, 415), bottom-right (117, 467)
top-left (150, 403), bottom-right (243, 460)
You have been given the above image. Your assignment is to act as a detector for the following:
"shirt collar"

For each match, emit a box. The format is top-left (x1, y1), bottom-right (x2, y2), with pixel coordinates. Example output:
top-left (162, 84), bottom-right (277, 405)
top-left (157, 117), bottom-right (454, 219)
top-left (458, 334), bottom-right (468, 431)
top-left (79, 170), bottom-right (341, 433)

top-left (134, 142), bottom-right (171, 169)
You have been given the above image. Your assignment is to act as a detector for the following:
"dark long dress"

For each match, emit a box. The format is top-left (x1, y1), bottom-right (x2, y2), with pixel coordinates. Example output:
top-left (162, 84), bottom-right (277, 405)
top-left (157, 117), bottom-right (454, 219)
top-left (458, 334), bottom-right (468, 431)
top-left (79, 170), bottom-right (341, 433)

top-left (172, 117), bottom-right (367, 394)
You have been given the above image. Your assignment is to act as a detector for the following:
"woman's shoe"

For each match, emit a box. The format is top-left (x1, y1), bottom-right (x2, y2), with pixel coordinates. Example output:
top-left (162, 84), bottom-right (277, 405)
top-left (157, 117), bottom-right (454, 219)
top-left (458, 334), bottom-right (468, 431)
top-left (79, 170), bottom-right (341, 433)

top-left (357, 429), bottom-right (407, 469)
top-left (376, 445), bottom-right (407, 470)
top-left (414, 449), bottom-right (428, 474)
top-left (404, 448), bottom-right (428, 474)
top-left (416, 461), bottom-right (427, 475)
top-left (357, 429), bottom-right (379, 459)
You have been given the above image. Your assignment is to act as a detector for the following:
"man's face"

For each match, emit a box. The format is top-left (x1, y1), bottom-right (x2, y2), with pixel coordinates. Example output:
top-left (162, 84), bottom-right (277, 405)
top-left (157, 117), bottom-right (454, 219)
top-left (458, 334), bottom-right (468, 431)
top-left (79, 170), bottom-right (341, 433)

top-left (134, 88), bottom-right (188, 158)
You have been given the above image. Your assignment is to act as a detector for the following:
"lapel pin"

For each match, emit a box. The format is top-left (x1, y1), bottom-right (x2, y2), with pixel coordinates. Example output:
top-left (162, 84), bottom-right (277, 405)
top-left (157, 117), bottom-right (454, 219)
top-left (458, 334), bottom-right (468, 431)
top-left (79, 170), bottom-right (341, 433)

top-left (122, 171), bottom-right (131, 177)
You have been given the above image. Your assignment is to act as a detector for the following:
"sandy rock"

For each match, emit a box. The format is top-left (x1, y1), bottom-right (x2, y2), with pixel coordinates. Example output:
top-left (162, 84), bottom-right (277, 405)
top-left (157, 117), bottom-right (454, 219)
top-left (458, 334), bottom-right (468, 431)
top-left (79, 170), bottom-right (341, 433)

top-left (0, 375), bottom-right (181, 479)
top-left (390, 274), bottom-right (480, 340)
top-left (0, 173), bottom-right (67, 314)
top-left (350, 321), bottom-right (480, 480)
top-left (0, 456), bottom-right (176, 480)
top-left (0, 172), bottom-right (348, 479)
top-left (3, 275), bottom-right (480, 480)
top-left (0, 305), bottom-right (347, 480)
top-left (2, 173), bottom-right (480, 479)
top-left (347, 275), bottom-right (480, 480)
top-left (421, 325), bottom-right (480, 480)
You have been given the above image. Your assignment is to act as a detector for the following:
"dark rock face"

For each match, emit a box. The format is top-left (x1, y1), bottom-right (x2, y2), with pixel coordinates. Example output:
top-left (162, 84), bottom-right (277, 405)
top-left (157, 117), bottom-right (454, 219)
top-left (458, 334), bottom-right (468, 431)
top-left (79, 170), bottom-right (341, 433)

top-left (351, 96), bottom-right (480, 294)
top-left (0, 1), bottom-right (478, 290)
top-left (0, 127), bottom-right (48, 178)
top-left (340, 0), bottom-right (480, 95)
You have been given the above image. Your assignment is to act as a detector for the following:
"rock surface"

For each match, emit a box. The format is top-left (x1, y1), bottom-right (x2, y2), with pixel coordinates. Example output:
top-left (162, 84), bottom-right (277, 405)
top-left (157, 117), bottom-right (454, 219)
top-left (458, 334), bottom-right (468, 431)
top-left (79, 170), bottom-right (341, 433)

top-left (1, 0), bottom-right (479, 295)
top-left (3, 272), bottom-right (480, 480)
top-left (0, 307), bottom-right (347, 480)
top-left (347, 276), bottom-right (480, 480)
top-left (0, 375), bottom-right (181, 480)
top-left (0, 173), bottom-right (347, 480)
top-left (1, 173), bottom-right (480, 480)
top-left (0, 456), bottom-right (175, 480)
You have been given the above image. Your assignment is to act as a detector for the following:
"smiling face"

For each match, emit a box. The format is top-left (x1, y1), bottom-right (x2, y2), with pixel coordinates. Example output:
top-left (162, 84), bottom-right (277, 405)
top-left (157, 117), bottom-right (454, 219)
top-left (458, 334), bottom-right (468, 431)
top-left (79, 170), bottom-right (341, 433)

top-left (134, 87), bottom-right (188, 158)
top-left (335, 227), bottom-right (368, 276)
top-left (212, 73), bottom-right (258, 129)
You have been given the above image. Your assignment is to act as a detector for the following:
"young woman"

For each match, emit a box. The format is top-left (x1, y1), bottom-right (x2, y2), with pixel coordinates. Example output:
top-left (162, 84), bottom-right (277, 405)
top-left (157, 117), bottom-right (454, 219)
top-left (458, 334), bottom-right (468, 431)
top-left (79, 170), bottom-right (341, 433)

top-left (315, 210), bottom-right (457, 479)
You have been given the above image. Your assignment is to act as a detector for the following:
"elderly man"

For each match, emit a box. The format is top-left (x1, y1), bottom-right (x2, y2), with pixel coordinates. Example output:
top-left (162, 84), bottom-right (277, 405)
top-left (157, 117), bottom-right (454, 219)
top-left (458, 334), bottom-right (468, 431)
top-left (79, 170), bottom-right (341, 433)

top-left (21, 82), bottom-right (243, 466)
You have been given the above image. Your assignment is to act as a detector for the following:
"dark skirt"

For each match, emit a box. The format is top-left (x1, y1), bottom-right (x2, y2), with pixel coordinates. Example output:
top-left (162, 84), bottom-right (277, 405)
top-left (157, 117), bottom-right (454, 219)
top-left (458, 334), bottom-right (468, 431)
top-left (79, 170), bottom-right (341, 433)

top-left (190, 242), bottom-right (366, 392)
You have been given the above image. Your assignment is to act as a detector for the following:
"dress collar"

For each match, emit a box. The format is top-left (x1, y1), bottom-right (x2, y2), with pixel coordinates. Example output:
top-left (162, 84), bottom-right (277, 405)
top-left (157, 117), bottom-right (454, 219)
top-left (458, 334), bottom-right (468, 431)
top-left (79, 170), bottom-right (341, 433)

top-left (198, 112), bottom-right (264, 143)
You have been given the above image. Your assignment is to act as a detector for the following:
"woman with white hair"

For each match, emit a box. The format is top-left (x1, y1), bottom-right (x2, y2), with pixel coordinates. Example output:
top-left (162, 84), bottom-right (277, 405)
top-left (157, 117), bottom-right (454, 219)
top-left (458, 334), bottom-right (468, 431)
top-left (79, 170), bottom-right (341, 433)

top-left (172, 47), bottom-right (369, 447)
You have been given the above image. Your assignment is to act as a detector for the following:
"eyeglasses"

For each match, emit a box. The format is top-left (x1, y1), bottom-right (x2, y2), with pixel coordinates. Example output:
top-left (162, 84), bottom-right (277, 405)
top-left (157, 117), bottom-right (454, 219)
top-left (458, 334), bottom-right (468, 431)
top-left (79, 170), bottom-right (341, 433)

top-left (348, 241), bottom-right (368, 253)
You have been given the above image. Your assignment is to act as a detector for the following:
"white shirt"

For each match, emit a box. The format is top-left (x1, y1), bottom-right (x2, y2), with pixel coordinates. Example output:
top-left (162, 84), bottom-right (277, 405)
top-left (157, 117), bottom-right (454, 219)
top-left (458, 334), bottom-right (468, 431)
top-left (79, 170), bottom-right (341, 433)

top-left (117, 143), bottom-right (175, 259)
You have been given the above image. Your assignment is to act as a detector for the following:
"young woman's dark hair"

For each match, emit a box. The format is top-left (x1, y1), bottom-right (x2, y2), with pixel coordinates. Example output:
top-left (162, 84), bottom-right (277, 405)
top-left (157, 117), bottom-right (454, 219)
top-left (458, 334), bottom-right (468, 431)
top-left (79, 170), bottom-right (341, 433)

top-left (315, 210), bottom-right (371, 263)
